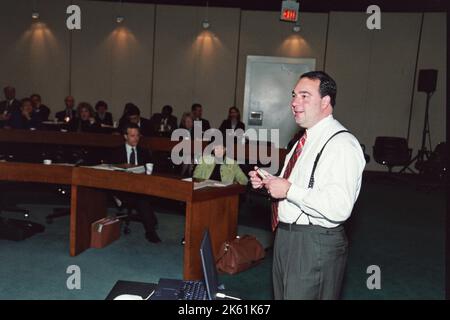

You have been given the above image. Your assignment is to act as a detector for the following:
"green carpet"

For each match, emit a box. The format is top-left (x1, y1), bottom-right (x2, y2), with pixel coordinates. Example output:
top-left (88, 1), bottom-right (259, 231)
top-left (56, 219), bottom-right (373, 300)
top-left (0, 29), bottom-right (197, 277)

top-left (0, 177), bottom-right (445, 300)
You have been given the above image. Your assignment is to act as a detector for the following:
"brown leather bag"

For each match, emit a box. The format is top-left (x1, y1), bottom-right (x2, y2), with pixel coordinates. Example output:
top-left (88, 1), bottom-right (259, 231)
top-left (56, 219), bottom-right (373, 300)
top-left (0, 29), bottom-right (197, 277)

top-left (90, 217), bottom-right (121, 249)
top-left (216, 235), bottom-right (265, 275)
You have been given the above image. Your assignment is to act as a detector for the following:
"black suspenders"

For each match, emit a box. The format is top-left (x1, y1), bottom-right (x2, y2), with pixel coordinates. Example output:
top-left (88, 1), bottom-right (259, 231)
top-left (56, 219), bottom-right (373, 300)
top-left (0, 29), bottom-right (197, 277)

top-left (293, 130), bottom-right (350, 225)
top-left (307, 130), bottom-right (350, 189)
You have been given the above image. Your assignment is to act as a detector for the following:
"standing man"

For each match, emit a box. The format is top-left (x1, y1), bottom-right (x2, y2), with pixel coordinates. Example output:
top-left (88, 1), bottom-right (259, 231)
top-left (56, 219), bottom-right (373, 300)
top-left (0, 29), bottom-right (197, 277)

top-left (191, 103), bottom-right (211, 132)
top-left (0, 86), bottom-right (21, 128)
top-left (249, 71), bottom-right (365, 300)
top-left (110, 123), bottom-right (161, 243)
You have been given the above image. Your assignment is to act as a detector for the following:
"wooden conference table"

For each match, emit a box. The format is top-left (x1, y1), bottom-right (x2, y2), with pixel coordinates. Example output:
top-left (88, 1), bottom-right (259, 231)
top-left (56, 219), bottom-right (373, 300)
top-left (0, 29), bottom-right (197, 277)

top-left (0, 161), bottom-right (245, 280)
top-left (0, 128), bottom-right (288, 164)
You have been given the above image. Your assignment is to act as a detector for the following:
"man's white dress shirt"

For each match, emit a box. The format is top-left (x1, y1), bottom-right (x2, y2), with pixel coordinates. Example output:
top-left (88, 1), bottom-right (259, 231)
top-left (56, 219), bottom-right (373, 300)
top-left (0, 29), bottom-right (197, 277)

top-left (279, 115), bottom-right (366, 228)
top-left (125, 143), bottom-right (138, 165)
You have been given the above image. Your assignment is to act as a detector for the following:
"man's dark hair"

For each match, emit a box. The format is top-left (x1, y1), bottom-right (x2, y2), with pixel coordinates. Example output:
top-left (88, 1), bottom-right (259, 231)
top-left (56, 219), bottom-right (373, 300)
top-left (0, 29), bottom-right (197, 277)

top-left (125, 103), bottom-right (140, 116)
top-left (162, 105), bottom-right (173, 115)
top-left (191, 103), bottom-right (202, 111)
top-left (95, 100), bottom-right (108, 110)
top-left (30, 93), bottom-right (41, 100)
top-left (300, 71), bottom-right (337, 107)
top-left (122, 122), bottom-right (140, 135)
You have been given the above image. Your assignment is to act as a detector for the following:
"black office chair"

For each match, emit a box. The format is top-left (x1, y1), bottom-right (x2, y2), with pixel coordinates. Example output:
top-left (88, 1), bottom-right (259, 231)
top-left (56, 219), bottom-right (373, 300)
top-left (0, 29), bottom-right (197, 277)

top-left (360, 144), bottom-right (370, 163)
top-left (373, 136), bottom-right (412, 173)
top-left (114, 199), bottom-right (143, 235)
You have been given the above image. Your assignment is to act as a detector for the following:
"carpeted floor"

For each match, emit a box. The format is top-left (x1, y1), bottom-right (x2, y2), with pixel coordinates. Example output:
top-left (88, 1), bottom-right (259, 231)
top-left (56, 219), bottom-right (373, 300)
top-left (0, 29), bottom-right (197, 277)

top-left (0, 175), bottom-right (446, 300)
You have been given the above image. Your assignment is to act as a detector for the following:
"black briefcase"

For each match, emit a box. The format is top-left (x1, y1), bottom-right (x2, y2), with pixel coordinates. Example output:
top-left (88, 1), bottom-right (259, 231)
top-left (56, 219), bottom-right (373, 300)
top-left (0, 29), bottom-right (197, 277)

top-left (0, 218), bottom-right (45, 241)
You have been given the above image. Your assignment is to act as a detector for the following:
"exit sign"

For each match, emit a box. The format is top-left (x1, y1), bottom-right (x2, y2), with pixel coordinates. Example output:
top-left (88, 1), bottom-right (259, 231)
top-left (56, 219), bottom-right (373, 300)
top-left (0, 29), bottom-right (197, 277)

top-left (280, 0), bottom-right (299, 22)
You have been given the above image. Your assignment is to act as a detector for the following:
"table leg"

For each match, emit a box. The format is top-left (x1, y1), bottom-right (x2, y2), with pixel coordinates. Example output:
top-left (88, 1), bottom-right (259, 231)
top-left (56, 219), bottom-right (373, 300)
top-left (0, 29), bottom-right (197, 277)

top-left (183, 195), bottom-right (239, 280)
top-left (70, 185), bottom-right (107, 256)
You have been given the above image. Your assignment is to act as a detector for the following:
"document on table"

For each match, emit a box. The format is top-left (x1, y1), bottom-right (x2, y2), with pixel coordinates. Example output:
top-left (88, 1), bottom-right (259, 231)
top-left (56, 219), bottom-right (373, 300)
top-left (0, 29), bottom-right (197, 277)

top-left (182, 178), bottom-right (232, 190)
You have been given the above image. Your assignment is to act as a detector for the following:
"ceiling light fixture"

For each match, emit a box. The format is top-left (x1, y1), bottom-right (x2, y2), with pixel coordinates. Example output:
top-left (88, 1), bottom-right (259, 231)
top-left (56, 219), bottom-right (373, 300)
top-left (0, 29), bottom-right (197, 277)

top-left (201, 0), bottom-right (211, 29)
top-left (116, 0), bottom-right (124, 24)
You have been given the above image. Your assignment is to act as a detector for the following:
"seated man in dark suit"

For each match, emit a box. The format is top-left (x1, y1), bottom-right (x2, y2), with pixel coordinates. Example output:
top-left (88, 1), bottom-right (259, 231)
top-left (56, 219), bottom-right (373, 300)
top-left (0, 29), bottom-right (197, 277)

top-left (150, 105), bottom-right (178, 137)
top-left (94, 100), bottom-right (113, 126)
top-left (55, 95), bottom-right (77, 122)
top-left (118, 103), bottom-right (152, 137)
top-left (191, 103), bottom-right (211, 132)
top-left (8, 98), bottom-right (42, 130)
top-left (0, 86), bottom-right (21, 128)
top-left (110, 123), bottom-right (161, 243)
top-left (30, 93), bottom-right (51, 122)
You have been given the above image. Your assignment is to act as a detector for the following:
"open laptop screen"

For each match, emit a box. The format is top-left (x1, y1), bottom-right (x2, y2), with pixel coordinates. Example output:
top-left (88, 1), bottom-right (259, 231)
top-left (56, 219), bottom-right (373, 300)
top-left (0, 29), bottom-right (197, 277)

top-left (200, 229), bottom-right (219, 300)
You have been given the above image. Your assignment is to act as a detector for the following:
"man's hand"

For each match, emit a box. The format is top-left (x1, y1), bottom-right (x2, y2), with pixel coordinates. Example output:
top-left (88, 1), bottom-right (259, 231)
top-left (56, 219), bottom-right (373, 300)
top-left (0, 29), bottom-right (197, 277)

top-left (248, 167), bottom-right (263, 189)
top-left (263, 176), bottom-right (291, 199)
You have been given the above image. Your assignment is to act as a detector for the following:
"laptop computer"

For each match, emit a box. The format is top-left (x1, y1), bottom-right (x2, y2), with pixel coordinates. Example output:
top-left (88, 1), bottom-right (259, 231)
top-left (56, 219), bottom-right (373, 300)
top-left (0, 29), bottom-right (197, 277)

top-left (150, 229), bottom-right (220, 300)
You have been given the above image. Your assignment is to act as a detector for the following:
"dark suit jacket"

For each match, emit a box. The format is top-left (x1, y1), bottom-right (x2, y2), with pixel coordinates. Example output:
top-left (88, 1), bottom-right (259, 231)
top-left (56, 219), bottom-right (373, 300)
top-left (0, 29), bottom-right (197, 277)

top-left (149, 113), bottom-right (178, 136)
top-left (9, 112), bottom-right (41, 130)
top-left (138, 117), bottom-right (153, 137)
top-left (66, 118), bottom-right (101, 133)
top-left (95, 112), bottom-right (113, 126)
top-left (110, 145), bottom-right (152, 165)
top-left (34, 104), bottom-right (51, 122)
top-left (219, 119), bottom-right (245, 136)
top-left (55, 109), bottom-right (77, 122)
top-left (194, 118), bottom-right (211, 132)
top-left (0, 99), bottom-right (21, 115)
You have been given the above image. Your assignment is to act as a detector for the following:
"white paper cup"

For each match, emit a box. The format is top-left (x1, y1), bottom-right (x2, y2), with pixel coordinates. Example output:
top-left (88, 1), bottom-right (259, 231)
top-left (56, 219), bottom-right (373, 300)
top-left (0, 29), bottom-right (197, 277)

top-left (43, 159), bottom-right (52, 165)
top-left (145, 163), bottom-right (154, 175)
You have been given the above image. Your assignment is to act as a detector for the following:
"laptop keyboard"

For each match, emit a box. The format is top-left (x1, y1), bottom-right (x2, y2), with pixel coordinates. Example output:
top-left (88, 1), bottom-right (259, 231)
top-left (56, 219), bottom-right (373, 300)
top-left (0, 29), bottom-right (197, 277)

top-left (180, 281), bottom-right (208, 300)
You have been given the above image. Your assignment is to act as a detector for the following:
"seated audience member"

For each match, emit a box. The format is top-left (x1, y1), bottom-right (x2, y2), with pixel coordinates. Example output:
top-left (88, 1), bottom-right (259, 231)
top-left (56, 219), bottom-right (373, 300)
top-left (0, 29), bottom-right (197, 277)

top-left (67, 102), bottom-right (100, 133)
top-left (118, 103), bottom-right (152, 137)
top-left (8, 98), bottom-right (41, 130)
top-left (178, 112), bottom-right (195, 177)
top-left (150, 105), bottom-right (178, 137)
top-left (191, 103), bottom-right (211, 132)
top-left (94, 100), bottom-right (113, 126)
top-left (110, 123), bottom-right (161, 243)
top-left (55, 96), bottom-right (77, 122)
top-left (0, 86), bottom-right (21, 128)
top-left (193, 144), bottom-right (248, 185)
top-left (117, 103), bottom-right (134, 130)
top-left (179, 112), bottom-right (194, 136)
top-left (219, 106), bottom-right (245, 138)
top-left (30, 93), bottom-right (51, 122)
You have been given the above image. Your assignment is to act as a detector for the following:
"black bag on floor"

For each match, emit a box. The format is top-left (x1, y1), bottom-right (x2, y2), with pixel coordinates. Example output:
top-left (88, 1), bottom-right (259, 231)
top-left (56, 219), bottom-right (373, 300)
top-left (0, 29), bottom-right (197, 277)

top-left (0, 218), bottom-right (45, 241)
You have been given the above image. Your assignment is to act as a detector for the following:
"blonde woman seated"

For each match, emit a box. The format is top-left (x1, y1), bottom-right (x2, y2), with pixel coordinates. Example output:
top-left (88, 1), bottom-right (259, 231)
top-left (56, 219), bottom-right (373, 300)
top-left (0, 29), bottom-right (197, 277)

top-left (193, 144), bottom-right (248, 185)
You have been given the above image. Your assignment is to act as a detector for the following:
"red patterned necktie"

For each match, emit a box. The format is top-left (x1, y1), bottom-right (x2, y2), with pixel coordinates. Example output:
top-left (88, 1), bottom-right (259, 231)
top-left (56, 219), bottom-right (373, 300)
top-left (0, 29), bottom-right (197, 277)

top-left (271, 132), bottom-right (307, 231)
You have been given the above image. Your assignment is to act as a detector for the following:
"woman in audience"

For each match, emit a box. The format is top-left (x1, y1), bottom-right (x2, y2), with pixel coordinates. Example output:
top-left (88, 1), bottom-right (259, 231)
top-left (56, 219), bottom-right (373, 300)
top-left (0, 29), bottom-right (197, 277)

top-left (94, 100), bottom-right (113, 126)
top-left (117, 103), bottom-right (134, 131)
top-left (193, 144), bottom-right (248, 185)
top-left (178, 112), bottom-right (195, 177)
top-left (67, 102), bottom-right (100, 133)
top-left (219, 106), bottom-right (245, 137)
top-left (8, 98), bottom-right (41, 130)
top-left (179, 112), bottom-right (194, 137)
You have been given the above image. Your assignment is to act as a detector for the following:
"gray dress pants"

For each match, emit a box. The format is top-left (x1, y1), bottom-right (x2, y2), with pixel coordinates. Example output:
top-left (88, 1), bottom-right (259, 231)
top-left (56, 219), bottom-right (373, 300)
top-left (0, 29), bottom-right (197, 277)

top-left (272, 222), bottom-right (348, 300)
